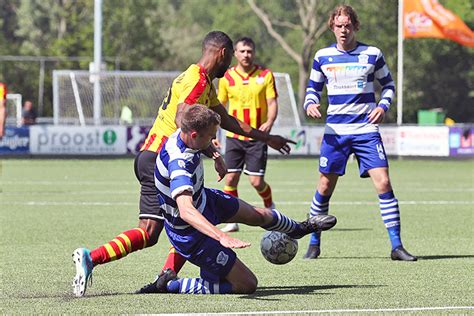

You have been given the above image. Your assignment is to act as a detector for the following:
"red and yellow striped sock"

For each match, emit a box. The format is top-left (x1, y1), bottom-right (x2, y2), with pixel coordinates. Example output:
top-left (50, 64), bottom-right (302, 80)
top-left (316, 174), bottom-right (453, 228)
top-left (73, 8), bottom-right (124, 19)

top-left (258, 183), bottom-right (273, 208)
top-left (224, 185), bottom-right (238, 198)
top-left (161, 246), bottom-right (187, 273)
top-left (90, 228), bottom-right (149, 266)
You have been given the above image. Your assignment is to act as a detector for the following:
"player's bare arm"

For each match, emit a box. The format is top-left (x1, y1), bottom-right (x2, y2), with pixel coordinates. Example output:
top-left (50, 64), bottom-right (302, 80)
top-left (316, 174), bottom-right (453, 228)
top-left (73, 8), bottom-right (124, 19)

top-left (0, 101), bottom-right (6, 138)
top-left (212, 103), bottom-right (295, 154)
top-left (258, 97), bottom-right (277, 133)
top-left (175, 192), bottom-right (250, 249)
top-left (306, 103), bottom-right (322, 119)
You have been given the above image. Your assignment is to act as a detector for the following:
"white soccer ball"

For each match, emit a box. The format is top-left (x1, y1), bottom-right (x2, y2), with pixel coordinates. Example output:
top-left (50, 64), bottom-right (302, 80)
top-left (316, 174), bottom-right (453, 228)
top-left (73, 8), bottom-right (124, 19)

top-left (260, 231), bottom-right (298, 264)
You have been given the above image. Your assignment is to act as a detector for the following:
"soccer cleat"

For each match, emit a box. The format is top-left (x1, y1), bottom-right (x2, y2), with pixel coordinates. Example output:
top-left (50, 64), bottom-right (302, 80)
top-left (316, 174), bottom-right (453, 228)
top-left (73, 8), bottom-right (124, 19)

top-left (135, 268), bottom-right (177, 294)
top-left (391, 246), bottom-right (417, 261)
top-left (221, 223), bottom-right (239, 233)
top-left (288, 214), bottom-right (337, 239)
top-left (303, 244), bottom-right (321, 259)
top-left (72, 248), bottom-right (94, 297)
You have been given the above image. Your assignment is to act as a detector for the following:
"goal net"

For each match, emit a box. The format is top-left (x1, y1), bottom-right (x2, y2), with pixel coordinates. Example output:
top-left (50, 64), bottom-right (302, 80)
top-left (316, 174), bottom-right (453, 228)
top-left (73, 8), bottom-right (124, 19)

top-left (52, 70), bottom-right (301, 127)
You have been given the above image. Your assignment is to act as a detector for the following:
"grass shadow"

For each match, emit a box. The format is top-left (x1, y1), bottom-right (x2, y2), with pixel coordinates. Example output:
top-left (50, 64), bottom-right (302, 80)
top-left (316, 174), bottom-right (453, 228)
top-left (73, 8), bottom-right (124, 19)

top-left (418, 255), bottom-right (474, 260)
top-left (240, 284), bottom-right (383, 300)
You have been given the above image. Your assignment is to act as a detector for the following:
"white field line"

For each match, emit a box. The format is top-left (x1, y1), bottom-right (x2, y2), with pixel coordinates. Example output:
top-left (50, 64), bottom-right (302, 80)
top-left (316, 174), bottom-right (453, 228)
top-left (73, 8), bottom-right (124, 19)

top-left (156, 306), bottom-right (474, 315)
top-left (3, 200), bottom-right (473, 207)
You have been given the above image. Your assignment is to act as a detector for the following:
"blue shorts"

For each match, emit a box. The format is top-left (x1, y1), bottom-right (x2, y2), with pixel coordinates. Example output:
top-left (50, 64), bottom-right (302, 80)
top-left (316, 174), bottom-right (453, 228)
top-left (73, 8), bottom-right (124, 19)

top-left (165, 188), bottom-right (240, 282)
top-left (319, 132), bottom-right (388, 178)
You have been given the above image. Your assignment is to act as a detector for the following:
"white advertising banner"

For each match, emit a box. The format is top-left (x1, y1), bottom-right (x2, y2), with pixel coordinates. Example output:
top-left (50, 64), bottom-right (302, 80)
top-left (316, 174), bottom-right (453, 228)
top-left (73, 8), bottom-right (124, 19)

top-left (267, 126), bottom-right (325, 155)
top-left (30, 126), bottom-right (127, 154)
top-left (398, 126), bottom-right (450, 156)
top-left (379, 127), bottom-right (398, 155)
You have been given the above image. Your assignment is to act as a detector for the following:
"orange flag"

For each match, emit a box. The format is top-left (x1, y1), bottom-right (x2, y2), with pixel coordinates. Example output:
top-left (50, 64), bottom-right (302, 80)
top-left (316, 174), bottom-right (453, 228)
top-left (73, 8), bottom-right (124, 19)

top-left (403, 0), bottom-right (474, 47)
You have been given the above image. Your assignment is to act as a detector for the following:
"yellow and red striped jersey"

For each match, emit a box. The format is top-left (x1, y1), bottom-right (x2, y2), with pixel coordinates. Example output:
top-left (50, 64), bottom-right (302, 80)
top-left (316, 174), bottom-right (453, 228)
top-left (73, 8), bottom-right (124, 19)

top-left (218, 65), bottom-right (277, 140)
top-left (141, 64), bottom-right (220, 152)
top-left (0, 83), bottom-right (7, 100)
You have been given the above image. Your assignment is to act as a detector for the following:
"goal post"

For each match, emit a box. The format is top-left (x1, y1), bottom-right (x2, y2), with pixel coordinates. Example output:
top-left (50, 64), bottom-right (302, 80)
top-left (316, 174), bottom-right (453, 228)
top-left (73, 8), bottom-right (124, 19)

top-left (52, 70), bottom-right (301, 127)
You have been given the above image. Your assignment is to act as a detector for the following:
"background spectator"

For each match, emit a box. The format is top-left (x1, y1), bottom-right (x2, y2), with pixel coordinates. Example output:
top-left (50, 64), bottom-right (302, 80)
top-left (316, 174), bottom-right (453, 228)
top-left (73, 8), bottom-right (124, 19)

top-left (21, 100), bottom-right (37, 125)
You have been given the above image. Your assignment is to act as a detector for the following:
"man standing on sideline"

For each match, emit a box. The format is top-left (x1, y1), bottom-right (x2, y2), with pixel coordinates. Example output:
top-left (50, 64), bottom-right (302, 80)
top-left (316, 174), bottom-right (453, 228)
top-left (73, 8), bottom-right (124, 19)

top-left (140, 104), bottom-right (336, 295)
top-left (0, 82), bottom-right (7, 139)
top-left (72, 31), bottom-right (295, 297)
top-left (218, 37), bottom-right (278, 233)
top-left (21, 100), bottom-right (37, 126)
top-left (303, 5), bottom-right (416, 261)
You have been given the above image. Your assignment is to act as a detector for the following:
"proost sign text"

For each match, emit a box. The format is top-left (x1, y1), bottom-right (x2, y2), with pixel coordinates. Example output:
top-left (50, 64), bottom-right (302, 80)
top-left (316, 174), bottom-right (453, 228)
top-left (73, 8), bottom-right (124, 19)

top-left (30, 126), bottom-right (127, 154)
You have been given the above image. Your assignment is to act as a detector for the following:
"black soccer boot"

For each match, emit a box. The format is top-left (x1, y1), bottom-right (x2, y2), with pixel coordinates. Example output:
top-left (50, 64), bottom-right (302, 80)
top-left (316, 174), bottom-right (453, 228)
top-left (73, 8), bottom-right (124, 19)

top-left (135, 268), bottom-right (177, 294)
top-left (303, 243), bottom-right (321, 259)
top-left (288, 214), bottom-right (337, 239)
top-left (391, 246), bottom-right (417, 261)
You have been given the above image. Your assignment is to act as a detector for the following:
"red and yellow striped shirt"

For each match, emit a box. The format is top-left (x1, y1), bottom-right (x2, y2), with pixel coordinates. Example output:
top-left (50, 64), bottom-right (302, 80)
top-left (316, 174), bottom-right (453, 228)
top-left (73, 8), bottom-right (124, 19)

top-left (141, 64), bottom-right (220, 152)
top-left (218, 65), bottom-right (277, 140)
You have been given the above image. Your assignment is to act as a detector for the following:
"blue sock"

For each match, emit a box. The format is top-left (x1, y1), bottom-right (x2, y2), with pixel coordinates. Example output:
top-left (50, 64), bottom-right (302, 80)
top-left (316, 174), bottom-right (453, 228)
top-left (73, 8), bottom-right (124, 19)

top-left (309, 192), bottom-right (331, 245)
top-left (167, 278), bottom-right (232, 294)
top-left (379, 191), bottom-right (402, 249)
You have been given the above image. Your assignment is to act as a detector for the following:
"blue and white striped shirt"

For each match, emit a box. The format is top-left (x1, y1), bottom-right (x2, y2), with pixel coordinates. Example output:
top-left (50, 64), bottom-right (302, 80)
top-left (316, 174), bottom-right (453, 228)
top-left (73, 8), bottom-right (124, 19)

top-left (154, 129), bottom-right (207, 230)
top-left (304, 42), bottom-right (395, 135)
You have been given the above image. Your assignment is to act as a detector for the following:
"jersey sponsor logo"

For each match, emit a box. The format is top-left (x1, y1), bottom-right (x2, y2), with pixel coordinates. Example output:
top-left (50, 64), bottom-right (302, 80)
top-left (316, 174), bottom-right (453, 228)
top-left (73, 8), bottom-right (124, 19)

top-left (376, 143), bottom-right (386, 160)
top-left (216, 251), bottom-right (229, 266)
top-left (357, 80), bottom-right (366, 89)
top-left (320, 156), bottom-right (328, 167)
top-left (325, 65), bottom-right (368, 81)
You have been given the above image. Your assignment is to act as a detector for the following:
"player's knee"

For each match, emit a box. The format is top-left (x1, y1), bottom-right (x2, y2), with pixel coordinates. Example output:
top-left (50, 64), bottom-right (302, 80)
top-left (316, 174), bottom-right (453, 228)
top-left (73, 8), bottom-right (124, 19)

top-left (234, 273), bottom-right (258, 294)
top-left (139, 219), bottom-right (164, 247)
top-left (249, 177), bottom-right (263, 189)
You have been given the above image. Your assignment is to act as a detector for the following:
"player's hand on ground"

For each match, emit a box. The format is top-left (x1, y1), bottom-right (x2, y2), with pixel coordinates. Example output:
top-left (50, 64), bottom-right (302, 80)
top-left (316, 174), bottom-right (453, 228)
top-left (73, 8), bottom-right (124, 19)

top-left (258, 121), bottom-right (273, 133)
top-left (306, 103), bottom-right (322, 118)
top-left (213, 153), bottom-right (227, 182)
top-left (266, 135), bottom-right (296, 155)
top-left (219, 233), bottom-right (251, 249)
top-left (368, 107), bottom-right (385, 124)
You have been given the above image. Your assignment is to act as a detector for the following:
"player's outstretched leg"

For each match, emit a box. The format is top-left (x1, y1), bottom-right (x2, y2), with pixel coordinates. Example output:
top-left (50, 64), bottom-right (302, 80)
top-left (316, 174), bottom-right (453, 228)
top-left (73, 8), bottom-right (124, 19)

top-left (72, 248), bottom-right (93, 297)
top-left (72, 227), bottom-right (154, 296)
top-left (259, 208), bottom-right (336, 239)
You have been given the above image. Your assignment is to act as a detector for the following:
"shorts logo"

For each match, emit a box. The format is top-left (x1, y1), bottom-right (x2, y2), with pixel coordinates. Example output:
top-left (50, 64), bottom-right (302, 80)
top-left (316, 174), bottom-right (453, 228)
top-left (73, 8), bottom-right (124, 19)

top-left (320, 156), bottom-right (328, 168)
top-left (178, 160), bottom-right (186, 168)
top-left (376, 144), bottom-right (386, 160)
top-left (216, 251), bottom-right (229, 266)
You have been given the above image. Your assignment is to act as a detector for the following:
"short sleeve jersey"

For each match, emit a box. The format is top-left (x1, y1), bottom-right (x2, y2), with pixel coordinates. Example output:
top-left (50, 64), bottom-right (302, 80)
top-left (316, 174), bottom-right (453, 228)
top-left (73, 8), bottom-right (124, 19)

top-left (0, 83), bottom-right (7, 101)
top-left (218, 65), bottom-right (277, 140)
top-left (141, 64), bottom-right (220, 152)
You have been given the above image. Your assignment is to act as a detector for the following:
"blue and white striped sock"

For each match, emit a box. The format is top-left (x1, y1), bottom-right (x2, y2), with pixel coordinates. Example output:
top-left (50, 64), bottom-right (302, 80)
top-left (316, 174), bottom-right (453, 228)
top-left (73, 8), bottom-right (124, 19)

top-left (167, 278), bottom-right (232, 294)
top-left (309, 192), bottom-right (330, 245)
top-left (379, 191), bottom-right (402, 249)
top-left (261, 209), bottom-right (298, 233)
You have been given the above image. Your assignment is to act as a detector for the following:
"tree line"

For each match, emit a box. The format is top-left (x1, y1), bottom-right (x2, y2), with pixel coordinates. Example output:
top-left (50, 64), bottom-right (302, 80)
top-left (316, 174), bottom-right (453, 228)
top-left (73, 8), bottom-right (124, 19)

top-left (0, 0), bottom-right (472, 123)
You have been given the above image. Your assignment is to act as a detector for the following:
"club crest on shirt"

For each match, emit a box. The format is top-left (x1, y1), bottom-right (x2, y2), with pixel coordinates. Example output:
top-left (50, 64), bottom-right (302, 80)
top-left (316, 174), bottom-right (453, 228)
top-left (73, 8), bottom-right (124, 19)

top-left (256, 77), bottom-right (265, 84)
top-left (216, 251), bottom-right (229, 266)
top-left (320, 156), bottom-right (328, 168)
top-left (358, 54), bottom-right (369, 64)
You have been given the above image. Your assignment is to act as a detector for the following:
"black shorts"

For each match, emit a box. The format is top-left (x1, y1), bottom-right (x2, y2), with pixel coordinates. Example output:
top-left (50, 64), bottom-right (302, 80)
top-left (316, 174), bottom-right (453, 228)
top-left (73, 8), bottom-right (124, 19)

top-left (134, 150), bottom-right (164, 221)
top-left (224, 137), bottom-right (268, 176)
